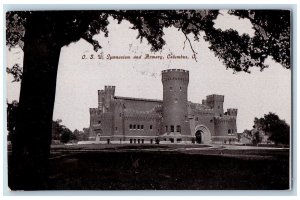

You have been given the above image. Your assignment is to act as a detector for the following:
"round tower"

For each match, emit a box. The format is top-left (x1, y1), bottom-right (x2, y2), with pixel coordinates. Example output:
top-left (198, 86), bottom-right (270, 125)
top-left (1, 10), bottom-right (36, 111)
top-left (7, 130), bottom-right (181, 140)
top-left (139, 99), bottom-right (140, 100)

top-left (161, 69), bottom-right (190, 136)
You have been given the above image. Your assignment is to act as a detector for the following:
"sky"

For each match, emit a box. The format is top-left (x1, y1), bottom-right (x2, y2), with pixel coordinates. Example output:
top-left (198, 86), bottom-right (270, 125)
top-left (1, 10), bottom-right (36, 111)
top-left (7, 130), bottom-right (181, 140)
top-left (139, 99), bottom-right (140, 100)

top-left (6, 10), bottom-right (291, 132)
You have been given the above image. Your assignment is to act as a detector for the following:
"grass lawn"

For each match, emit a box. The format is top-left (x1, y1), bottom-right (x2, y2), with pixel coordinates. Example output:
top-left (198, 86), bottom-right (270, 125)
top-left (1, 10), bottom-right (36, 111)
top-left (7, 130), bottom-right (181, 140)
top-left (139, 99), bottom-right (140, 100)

top-left (42, 144), bottom-right (290, 190)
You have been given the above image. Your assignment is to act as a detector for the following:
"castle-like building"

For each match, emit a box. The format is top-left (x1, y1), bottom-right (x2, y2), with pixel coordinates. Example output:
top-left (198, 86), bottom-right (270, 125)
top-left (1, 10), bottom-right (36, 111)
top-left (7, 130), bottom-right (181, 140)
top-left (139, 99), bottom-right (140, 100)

top-left (89, 69), bottom-right (238, 144)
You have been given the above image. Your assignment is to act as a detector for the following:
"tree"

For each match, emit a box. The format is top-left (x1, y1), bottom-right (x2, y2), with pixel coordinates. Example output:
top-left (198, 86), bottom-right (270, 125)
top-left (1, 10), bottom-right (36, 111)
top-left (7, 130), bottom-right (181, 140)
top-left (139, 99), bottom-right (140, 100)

top-left (254, 112), bottom-right (290, 145)
top-left (52, 119), bottom-right (74, 143)
top-left (6, 10), bottom-right (290, 189)
top-left (60, 128), bottom-right (73, 143)
top-left (252, 131), bottom-right (262, 145)
top-left (7, 100), bottom-right (19, 141)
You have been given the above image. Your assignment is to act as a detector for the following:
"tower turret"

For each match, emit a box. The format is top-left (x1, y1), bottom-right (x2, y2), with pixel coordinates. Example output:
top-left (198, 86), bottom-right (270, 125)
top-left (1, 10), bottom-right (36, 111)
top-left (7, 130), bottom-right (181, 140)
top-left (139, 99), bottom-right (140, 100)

top-left (226, 108), bottom-right (238, 117)
top-left (103, 86), bottom-right (115, 112)
top-left (206, 94), bottom-right (224, 117)
top-left (161, 69), bottom-right (190, 136)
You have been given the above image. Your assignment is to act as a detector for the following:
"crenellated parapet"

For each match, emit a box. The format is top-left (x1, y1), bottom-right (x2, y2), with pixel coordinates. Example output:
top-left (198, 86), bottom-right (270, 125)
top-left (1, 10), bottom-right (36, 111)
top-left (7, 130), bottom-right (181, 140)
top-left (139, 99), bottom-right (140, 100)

top-left (104, 85), bottom-right (115, 94)
top-left (89, 108), bottom-right (102, 115)
top-left (162, 69), bottom-right (189, 83)
top-left (226, 108), bottom-right (238, 116)
top-left (206, 94), bottom-right (224, 103)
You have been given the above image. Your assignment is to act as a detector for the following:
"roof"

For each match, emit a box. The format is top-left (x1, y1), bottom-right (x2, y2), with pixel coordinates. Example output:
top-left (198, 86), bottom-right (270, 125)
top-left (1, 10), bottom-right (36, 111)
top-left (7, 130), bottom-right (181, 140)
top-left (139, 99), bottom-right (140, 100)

top-left (114, 96), bottom-right (162, 103)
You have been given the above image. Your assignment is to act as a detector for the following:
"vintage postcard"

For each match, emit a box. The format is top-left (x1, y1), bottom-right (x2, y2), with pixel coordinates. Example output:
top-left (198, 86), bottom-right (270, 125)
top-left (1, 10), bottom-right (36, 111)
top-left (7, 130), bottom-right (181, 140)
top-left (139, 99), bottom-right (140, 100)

top-left (6, 9), bottom-right (291, 190)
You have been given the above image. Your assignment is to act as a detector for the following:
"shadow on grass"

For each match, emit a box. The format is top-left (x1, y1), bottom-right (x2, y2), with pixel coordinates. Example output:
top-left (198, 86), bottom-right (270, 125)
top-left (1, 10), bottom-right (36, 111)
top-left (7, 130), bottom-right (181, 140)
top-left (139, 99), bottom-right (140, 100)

top-left (43, 149), bottom-right (289, 190)
top-left (8, 145), bottom-right (289, 190)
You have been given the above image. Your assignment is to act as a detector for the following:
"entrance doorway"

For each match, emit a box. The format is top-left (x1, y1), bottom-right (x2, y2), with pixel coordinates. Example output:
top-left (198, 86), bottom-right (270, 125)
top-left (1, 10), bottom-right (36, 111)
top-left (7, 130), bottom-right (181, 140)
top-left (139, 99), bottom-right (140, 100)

top-left (195, 130), bottom-right (202, 144)
top-left (194, 125), bottom-right (212, 144)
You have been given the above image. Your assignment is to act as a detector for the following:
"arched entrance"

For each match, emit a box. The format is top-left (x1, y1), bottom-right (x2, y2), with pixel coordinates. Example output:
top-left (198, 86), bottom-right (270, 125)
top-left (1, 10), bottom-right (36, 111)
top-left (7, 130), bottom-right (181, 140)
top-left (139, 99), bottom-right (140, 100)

top-left (194, 125), bottom-right (211, 144)
top-left (195, 130), bottom-right (202, 144)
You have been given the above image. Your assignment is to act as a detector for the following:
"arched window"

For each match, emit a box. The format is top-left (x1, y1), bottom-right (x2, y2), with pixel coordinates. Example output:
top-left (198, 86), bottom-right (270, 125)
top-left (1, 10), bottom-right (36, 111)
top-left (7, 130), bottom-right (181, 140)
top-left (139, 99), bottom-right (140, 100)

top-left (171, 125), bottom-right (174, 132)
top-left (176, 125), bottom-right (181, 133)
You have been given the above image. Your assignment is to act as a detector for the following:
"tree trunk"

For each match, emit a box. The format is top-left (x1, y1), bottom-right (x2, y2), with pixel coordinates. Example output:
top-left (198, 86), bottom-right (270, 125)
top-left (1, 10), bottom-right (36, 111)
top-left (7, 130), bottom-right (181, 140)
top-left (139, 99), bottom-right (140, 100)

top-left (9, 13), bottom-right (61, 190)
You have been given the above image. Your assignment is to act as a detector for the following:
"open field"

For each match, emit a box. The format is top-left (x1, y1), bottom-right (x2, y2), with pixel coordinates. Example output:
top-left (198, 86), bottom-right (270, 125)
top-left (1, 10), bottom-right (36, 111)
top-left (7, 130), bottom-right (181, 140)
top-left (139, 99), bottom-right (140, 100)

top-left (8, 144), bottom-right (290, 190)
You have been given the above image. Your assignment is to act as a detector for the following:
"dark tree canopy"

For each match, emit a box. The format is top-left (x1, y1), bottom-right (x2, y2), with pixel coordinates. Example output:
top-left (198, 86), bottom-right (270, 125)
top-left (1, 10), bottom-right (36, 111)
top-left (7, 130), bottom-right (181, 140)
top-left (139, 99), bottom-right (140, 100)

top-left (254, 112), bottom-right (290, 145)
top-left (6, 10), bottom-right (290, 75)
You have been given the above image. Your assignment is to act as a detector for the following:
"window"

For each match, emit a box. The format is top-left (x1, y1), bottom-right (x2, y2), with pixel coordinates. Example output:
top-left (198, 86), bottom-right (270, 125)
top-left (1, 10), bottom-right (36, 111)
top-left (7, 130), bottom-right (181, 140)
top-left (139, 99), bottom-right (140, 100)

top-left (176, 125), bottom-right (181, 133)
top-left (165, 126), bottom-right (168, 132)
top-left (137, 125), bottom-right (140, 129)
top-left (196, 117), bottom-right (198, 121)
top-left (171, 125), bottom-right (174, 132)
top-left (141, 125), bottom-right (144, 129)
top-left (170, 86), bottom-right (173, 91)
top-left (98, 121), bottom-right (101, 124)
top-left (119, 113), bottom-right (122, 117)
top-left (218, 106), bottom-right (220, 109)
top-left (115, 127), bottom-right (118, 131)
top-left (228, 129), bottom-right (231, 134)
top-left (174, 98), bottom-right (178, 103)
top-left (129, 124), bottom-right (132, 129)
top-left (150, 125), bottom-right (153, 130)
top-left (133, 124), bottom-right (136, 129)
top-left (180, 86), bottom-right (182, 91)
top-left (210, 119), bottom-right (213, 123)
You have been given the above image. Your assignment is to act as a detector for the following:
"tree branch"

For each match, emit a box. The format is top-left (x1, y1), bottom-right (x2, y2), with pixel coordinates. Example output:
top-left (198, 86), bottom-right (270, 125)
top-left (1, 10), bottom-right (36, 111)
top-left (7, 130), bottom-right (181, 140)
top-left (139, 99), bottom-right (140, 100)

top-left (183, 32), bottom-right (198, 62)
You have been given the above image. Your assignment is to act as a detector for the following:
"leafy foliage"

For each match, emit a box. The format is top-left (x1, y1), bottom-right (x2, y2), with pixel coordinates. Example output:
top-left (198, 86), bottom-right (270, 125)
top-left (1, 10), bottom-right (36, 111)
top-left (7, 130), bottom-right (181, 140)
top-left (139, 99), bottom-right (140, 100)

top-left (243, 112), bottom-right (290, 145)
top-left (52, 119), bottom-right (73, 143)
top-left (229, 10), bottom-right (290, 70)
top-left (6, 64), bottom-right (22, 82)
top-left (6, 10), bottom-right (291, 76)
top-left (254, 112), bottom-right (290, 145)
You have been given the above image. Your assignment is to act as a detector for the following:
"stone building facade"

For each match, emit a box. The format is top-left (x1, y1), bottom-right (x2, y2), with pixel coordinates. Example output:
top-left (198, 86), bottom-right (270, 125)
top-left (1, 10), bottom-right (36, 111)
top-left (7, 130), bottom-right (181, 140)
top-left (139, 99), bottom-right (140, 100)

top-left (89, 69), bottom-right (238, 144)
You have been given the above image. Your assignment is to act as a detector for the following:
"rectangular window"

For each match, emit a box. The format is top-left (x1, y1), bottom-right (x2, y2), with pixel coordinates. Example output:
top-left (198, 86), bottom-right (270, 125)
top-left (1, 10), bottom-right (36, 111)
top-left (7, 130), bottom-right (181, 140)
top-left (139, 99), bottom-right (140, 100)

top-left (129, 124), bottom-right (132, 129)
top-left (137, 125), bottom-right (140, 129)
top-left (133, 124), bottom-right (136, 129)
top-left (171, 125), bottom-right (174, 132)
top-left (176, 125), bottom-right (181, 133)
top-left (141, 125), bottom-right (144, 129)
top-left (150, 125), bottom-right (153, 129)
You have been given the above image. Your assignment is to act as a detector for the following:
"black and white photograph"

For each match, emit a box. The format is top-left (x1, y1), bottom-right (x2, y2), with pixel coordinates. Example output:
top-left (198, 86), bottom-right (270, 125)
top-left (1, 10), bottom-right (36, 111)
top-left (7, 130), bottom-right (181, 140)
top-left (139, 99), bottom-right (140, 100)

top-left (4, 6), bottom-right (293, 192)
